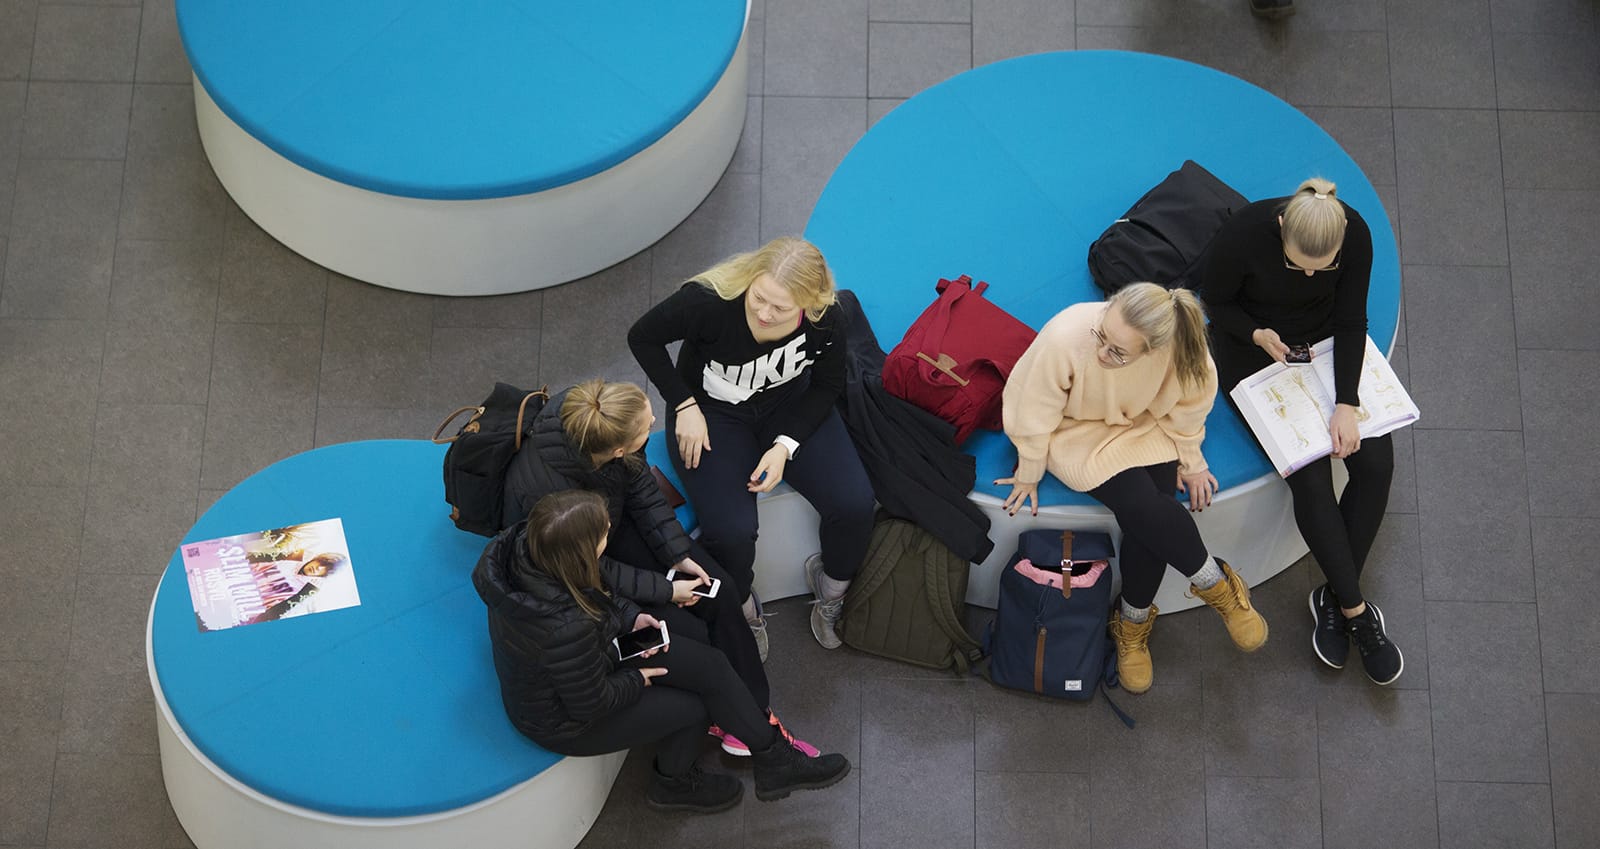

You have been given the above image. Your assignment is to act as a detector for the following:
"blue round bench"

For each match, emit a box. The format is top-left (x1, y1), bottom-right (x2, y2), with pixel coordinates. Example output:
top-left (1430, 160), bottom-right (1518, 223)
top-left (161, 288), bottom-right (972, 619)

top-left (147, 440), bottom-right (623, 849)
top-left (177, 0), bottom-right (751, 294)
top-left (648, 51), bottom-right (1400, 612)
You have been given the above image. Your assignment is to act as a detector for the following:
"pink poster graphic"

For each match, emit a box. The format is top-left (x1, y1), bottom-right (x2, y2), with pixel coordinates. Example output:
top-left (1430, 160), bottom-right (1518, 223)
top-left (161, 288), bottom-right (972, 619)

top-left (181, 518), bottom-right (361, 632)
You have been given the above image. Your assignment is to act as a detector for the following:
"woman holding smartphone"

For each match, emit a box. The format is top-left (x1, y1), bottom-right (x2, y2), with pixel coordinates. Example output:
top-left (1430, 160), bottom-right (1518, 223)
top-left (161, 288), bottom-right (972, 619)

top-left (474, 490), bottom-right (850, 812)
top-left (998, 283), bottom-right (1268, 694)
top-left (501, 378), bottom-right (817, 757)
top-left (1202, 177), bottom-right (1402, 686)
top-left (627, 237), bottom-right (875, 654)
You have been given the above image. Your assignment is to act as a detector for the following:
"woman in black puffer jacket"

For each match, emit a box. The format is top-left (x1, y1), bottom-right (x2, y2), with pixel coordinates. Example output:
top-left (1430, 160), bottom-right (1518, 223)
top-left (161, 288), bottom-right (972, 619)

top-left (473, 490), bottom-right (849, 811)
top-left (500, 379), bottom-right (806, 757)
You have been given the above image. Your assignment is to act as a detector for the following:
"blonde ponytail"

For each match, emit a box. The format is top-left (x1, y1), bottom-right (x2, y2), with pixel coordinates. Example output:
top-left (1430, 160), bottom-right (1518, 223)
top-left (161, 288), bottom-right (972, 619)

top-left (1110, 283), bottom-right (1213, 391)
top-left (1281, 177), bottom-right (1347, 257)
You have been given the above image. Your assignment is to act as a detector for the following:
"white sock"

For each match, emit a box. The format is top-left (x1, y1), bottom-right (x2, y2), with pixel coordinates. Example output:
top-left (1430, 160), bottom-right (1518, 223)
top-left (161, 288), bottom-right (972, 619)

top-left (817, 573), bottom-right (850, 601)
top-left (1119, 600), bottom-right (1151, 623)
top-left (742, 595), bottom-right (759, 623)
top-left (1189, 556), bottom-right (1224, 590)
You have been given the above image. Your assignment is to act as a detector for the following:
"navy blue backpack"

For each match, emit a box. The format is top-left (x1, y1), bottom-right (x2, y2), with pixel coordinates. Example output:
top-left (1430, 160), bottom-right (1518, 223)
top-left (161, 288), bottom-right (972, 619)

top-left (984, 529), bottom-right (1133, 725)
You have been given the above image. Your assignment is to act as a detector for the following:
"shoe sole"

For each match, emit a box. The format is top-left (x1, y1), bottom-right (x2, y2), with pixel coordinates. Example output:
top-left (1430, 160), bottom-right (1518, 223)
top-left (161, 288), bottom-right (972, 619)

top-left (1362, 604), bottom-right (1404, 686)
top-left (1250, 6), bottom-right (1296, 19)
top-left (645, 787), bottom-right (745, 813)
top-left (720, 742), bottom-right (751, 757)
top-left (754, 761), bottom-right (851, 802)
top-left (1307, 588), bottom-right (1347, 670)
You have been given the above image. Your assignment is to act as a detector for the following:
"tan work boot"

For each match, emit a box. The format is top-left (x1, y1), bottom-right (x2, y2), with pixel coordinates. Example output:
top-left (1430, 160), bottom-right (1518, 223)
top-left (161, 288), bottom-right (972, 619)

top-left (1191, 559), bottom-right (1269, 652)
top-left (1108, 606), bottom-right (1157, 694)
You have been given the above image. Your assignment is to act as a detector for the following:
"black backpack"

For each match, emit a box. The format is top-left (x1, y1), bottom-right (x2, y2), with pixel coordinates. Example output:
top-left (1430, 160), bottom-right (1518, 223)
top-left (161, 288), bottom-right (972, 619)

top-left (431, 383), bottom-right (548, 536)
top-left (1086, 160), bottom-right (1248, 295)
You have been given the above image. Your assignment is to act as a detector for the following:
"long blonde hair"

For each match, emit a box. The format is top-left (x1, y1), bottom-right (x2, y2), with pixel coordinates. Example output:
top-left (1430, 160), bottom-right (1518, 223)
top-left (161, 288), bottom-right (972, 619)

top-left (560, 379), bottom-right (649, 466)
top-left (1280, 177), bottom-right (1347, 257)
top-left (1110, 283), bottom-right (1212, 391)
top-left (693, 236), bottom-right (838, 322)
top-left (519, 490), bottom-right (611, 620)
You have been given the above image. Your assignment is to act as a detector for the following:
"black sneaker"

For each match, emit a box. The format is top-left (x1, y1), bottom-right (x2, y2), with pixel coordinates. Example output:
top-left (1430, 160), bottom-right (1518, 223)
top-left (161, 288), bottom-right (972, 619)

top-left (1346, 603), bottom-right (1404, 686)
top-left (645, 764), bottom-right (744, 813)
top-left (1309, 584), bottom-right (1349, 669)
top-left (1249, 0), bottom-right (1296, 19)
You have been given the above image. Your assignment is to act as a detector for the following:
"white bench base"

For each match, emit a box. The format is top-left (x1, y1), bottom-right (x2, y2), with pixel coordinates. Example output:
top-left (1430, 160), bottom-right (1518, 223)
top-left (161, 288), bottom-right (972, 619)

top-left (146, 592), bottom-right (626, 849)
top-left (191, 24), bottom-right (749, 296)
top-left (750, 469), bottom-right (1336, 615)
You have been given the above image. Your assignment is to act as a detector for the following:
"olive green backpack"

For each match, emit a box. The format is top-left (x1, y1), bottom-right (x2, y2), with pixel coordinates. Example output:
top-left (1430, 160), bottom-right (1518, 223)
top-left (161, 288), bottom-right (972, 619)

top-left (838, 515), bottom-right (983, 673)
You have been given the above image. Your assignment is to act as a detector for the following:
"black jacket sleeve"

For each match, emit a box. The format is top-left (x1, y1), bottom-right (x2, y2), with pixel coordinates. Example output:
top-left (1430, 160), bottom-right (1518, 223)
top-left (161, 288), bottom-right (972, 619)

top-left (1329, 210), bottom-right (1373, 407)
top-left (628, 285), bottom-right (706, 411)
top-left (623, 460), bottom-right (693, 568)
top-left (765, 313), bottom-right (849, 447)
top-left (601, 556), bottom-right (672, 609)
top-left (531, 611), bottom-right (644, 723)
top-left (1201, 215), bottom-right (1262, 347)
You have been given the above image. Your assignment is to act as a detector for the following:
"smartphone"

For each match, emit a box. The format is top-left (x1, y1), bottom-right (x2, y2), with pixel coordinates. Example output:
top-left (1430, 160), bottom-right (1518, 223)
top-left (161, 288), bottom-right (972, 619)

top-left (664, 569), bottom-right (721, 599)
top-left (614, 622), bottom-right (670, 661)
top-left (1285, 343), bottom-right (1313, 364)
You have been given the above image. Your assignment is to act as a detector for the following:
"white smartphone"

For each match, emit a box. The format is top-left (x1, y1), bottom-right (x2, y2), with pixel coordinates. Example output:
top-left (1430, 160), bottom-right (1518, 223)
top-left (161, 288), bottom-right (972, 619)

top-left (664, 569), bottom-right (721, 599)
top-left (613, 622), bottom-right (670, 661)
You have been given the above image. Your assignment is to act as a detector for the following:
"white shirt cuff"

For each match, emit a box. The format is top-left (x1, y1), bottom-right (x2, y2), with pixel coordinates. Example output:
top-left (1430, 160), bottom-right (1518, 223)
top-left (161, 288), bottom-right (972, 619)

top-left (773, 435), bottom-right (800, 460)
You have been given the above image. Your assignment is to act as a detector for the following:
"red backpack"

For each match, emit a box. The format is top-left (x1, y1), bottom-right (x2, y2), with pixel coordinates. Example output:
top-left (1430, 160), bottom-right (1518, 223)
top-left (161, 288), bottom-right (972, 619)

top-left (882, 276), bottom-right (1038, 444)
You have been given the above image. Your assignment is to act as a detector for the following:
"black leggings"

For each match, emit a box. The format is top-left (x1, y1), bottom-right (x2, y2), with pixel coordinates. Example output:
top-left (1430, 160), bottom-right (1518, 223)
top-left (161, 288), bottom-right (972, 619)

top-left (1216, 335), bottom-right (1394, 609)
top-left (1087, 461), bottom-right (1210, 610)
top-left (667, 403), bottom-right (875, 594)
top-left (1284, 433), bottom-right (1393, 608)
top-left (606, 515), bottom-right (771, 709)
top-left (536, 635), bottom-right (777, 777)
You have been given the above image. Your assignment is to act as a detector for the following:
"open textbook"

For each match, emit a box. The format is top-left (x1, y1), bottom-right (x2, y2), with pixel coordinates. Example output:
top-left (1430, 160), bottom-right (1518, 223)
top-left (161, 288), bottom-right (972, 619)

top-left (181, 518), bottom-right (361, 632)
top-left (1228, 335), bottom-right (1420, 477)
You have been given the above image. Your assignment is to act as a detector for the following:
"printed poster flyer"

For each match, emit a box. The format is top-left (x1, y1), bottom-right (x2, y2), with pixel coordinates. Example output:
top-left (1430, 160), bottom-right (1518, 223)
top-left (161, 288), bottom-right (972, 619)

top-left (182, 518), bottom-right (361, 632)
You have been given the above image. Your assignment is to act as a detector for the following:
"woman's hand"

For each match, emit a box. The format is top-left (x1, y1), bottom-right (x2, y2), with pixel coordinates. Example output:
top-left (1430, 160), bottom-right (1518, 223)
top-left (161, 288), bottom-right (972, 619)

top-left (669, 580), bottom-right (702, 607)
top-left (1176, 469), bottom-right (1219, 512)
top-left (675, 404), bottom-right (711, 469)
top-left (747, 445), bottom-right (788, 493)
top-left (1251, 327), bottom-right (1290, 364)
top-left (995, 477), bottom-right (1039, 517)
top-left (1330, 404), bottom-right (1361, 458)
top-left (638, 667), bottom-right (668, 686)
top-left (672, 557), bottom-right (712, 585)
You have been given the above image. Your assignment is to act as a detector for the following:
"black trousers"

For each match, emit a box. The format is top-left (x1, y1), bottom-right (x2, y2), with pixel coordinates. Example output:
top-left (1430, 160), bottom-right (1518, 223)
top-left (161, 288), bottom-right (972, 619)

top-left (606, 515), bottom-right (772, 709)
top-left (667, 402), bottom-right (875, 594)
top-left (537, 636), bottom-right (777, 777)
top-left (1215, 335), bottom-right (1394, 609)
top-left (1087, 461), bottom-right (1210, 610)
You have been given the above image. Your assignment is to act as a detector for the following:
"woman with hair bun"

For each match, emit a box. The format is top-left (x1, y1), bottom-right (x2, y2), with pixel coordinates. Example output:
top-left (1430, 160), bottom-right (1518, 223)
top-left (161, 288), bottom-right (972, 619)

top-left (999, 283), bottom-right (1268, 694)
top-left (1203, 177), bottom-right (1403, 686)
top-left (628, 237), bottom-right (875, 657)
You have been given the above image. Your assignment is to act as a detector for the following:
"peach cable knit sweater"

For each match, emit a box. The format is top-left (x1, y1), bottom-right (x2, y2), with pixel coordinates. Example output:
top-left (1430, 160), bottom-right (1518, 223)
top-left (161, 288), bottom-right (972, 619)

top-left (1002, 302), bottom-right (1218, 492)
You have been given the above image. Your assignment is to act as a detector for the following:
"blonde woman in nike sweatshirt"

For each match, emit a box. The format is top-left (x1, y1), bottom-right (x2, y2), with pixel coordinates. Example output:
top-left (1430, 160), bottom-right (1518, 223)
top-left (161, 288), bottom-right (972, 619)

top-left (997, 283), bottom-right (1268, 693)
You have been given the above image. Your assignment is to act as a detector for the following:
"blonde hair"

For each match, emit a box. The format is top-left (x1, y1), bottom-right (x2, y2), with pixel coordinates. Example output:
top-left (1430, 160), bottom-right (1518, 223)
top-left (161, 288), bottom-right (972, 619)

top-left (560, 379), bottom-right (649, 463)
top-left (521, 491), bottom-right (611, 620)
top-left (1109, 283), bottom-right (1212, 391)
top-left (1280, 177), bottom-right (1347, 257)
top-left (693, 236), bottom-right (838, 322)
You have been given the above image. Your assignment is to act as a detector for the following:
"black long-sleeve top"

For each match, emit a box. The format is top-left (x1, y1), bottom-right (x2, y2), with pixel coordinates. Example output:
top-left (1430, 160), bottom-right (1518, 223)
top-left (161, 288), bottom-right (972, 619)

top-left (627, 282), bottom-right (847, 447)
top-left (1201, 197), bottom-right (1373, 406)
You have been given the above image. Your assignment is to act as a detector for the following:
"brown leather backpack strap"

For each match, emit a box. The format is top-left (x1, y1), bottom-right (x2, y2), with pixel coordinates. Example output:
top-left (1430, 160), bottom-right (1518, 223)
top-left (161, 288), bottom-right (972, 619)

top-left (916, 351), bottom-right (971, 386)
top-left (431, 406), bottom-right (483, 444)
top-left (1059, 530), bottom-right (1075, 599)
top-left (512, 387), bottom-right (550, 452)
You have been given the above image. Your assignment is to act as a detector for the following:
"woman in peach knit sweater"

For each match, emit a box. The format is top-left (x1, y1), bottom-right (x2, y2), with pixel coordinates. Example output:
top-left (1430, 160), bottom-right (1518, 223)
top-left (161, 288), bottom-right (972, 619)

top-left (997, 283), bottom-right (1268, 693)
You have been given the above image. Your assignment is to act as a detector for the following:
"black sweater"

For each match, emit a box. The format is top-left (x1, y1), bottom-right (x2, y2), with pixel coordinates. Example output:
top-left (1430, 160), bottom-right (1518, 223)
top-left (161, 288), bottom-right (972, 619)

top-left (473, 522), bottom-right (672, 746)
top-left (1201, 197), bottom-right (1373, 406)
top-left (627, 283), bottom-right (847, 446)
top-left (499, 387), bottom-right (693, 569)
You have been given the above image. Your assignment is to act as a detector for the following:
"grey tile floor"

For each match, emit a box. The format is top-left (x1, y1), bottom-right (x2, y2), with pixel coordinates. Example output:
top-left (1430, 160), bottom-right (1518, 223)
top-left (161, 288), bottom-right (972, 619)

top-left (1, 0), bottom-right (1597, 847)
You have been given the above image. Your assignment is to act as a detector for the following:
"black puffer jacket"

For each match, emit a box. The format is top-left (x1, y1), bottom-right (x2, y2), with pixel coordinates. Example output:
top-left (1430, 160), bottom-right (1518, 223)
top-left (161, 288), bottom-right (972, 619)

top-left (499, 388), bottom-right (691, 569)
top-left (472, 521), bottom-right (673, 746)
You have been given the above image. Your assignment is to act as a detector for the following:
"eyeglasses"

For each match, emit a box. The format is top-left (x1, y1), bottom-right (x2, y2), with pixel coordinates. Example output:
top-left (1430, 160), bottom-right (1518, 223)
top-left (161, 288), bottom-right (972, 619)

top-left (1090, 322), bottom-right (1130, 365)
top-left (1284, 251), bottom-right (1341, 273)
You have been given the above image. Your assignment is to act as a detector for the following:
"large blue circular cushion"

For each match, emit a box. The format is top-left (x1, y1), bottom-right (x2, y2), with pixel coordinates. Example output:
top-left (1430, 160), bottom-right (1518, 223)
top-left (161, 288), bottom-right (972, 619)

top-left (176, 0), bottom-right (747, 199)
top-left (150, 440), bottom-right (558, 817)
top-left (804, 50), bottom-right (1400, 507)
